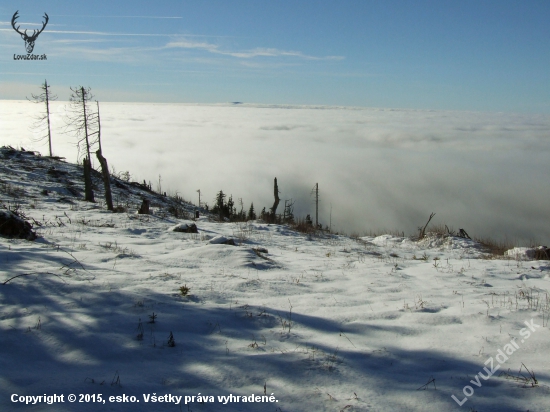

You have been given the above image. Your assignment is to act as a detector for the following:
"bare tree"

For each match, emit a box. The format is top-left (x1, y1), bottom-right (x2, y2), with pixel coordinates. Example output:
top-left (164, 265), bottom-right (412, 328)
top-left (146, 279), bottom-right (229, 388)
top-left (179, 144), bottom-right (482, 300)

top-left (65, 86), bottom-right (96, 160)
top-left (27, 79), bottom-right (57, 156)
top-left (94, 101), bottom-right (113, 211)
top-left (64, 86), bottom-right (97, 202)
top-left (283, 199), bottom-right (295, 223)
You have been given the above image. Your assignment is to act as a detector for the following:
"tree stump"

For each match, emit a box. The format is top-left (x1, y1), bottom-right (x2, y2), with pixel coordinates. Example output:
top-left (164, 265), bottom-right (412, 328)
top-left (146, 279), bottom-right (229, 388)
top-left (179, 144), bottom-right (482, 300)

top-left (83, 156), bottom-right (95, 202)
top-left (138, 199), bottom-right (150, 214)
top-left (96, 149), bottom-right (113, 211)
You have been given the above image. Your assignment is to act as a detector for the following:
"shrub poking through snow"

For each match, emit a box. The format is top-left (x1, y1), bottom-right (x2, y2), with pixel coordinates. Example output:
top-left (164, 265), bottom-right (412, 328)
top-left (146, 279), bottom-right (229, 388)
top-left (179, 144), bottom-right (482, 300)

top-left (179, 285), bottom-right (190, 296)
top-left (111, 371), bottom-right (121, 387)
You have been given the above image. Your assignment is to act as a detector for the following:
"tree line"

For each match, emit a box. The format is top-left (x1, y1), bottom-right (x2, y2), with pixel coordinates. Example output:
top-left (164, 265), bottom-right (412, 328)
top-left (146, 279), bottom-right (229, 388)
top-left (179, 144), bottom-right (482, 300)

top-left (209, 178), bottom-right (296, 224)
top-left (28, 80), bottom-right (321, 228)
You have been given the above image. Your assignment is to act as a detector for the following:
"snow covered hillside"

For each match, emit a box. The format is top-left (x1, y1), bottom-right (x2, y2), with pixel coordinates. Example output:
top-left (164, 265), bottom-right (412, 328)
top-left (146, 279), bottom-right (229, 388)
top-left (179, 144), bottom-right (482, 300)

top-left (1, 147), bottom-right (549, 412)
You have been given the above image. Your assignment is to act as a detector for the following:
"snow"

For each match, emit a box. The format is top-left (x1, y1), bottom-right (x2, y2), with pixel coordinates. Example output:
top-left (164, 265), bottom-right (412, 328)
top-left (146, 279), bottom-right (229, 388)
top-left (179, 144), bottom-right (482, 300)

top-left (208, 235), bottom-right (234, 244)
top-left (506, 247), bottom-right (537, 260)
top-left (1, 148), bottom-right (550, 412)
top-left (505, 247), bottom-right (550, 261)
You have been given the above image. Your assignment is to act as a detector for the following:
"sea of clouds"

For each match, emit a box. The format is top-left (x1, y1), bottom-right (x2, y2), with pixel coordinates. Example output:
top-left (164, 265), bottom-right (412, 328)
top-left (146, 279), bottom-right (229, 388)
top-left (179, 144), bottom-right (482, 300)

top-left (2, 100), bottom-right (549, 244)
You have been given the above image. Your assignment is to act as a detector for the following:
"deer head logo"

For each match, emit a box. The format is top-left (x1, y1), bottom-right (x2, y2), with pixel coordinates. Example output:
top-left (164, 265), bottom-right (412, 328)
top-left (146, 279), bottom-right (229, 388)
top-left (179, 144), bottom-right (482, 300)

top-left (11, 11), bottom-right (49, 54)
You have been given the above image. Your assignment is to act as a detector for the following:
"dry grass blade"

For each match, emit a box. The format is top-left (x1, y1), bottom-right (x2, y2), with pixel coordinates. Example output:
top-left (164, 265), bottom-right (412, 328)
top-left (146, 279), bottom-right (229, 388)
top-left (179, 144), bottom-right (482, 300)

top-left (499, 363), bottom-right (538, 387)
top-left (417, 375), bottom-right (436, 390)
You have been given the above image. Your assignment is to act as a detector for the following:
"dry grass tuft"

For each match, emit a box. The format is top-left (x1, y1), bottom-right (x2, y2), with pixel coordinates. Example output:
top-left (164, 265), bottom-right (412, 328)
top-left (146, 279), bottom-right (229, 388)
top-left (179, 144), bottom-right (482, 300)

top-left (290, 217), bottom-right (316, 235)
top-left (0, 180), bottom-right (26, 198)
top-left (475, 236), bottom-right (515, 256)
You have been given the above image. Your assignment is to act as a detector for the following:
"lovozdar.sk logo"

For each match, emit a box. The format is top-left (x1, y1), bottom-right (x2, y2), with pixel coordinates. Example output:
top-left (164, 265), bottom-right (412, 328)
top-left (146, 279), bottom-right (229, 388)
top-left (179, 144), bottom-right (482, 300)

top-left (11, 10), bottom-right (48, 60)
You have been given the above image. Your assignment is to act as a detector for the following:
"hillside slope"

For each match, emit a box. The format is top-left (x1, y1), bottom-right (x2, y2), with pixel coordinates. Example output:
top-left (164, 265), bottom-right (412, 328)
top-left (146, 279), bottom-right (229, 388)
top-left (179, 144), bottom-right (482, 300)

top-left (1, 147), bottom-right (550, 412)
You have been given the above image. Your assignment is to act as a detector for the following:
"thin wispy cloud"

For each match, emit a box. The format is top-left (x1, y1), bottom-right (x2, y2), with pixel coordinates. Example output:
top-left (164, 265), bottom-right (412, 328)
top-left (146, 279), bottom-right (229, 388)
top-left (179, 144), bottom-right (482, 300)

top-left (165, 39), bottom-right (344, 60)
top-left (53, 15), bottom-right (183, 19)
top-left (1, 20), bottom-right (60, 28)
top-left (48, 44), bottom-right (158, 63)
top-left (165, 39), bottom-right (218, 53)
top-left (0, 28), bottom-right (224, 38)
top-left (0, 16), bottom-right (183, 24)
top-left (238, 60), bottom-right (301, 70)
top-left (18, 29), bottom-right (173, 37)
top-left (224, 47), bottom-right (343, 60)
top-left (0, 72), bottom-right (50, 75)
top-left (50, 38), bottom-right (109, 44)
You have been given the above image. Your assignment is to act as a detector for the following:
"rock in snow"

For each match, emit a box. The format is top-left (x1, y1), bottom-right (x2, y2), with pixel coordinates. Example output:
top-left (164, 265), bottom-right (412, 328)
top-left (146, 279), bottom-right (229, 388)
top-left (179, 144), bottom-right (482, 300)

top-left (171, 221), bottom-right (199, 233)
top-left (0, 210), bottom-right (36, 240)
top-left (208, 235), bottom-right (236, 245)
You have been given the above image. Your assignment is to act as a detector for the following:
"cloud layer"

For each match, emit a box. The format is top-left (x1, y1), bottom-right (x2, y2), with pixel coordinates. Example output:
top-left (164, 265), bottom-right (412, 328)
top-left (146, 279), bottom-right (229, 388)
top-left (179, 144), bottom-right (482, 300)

top-left (2, 101), bottom-right (549, 244)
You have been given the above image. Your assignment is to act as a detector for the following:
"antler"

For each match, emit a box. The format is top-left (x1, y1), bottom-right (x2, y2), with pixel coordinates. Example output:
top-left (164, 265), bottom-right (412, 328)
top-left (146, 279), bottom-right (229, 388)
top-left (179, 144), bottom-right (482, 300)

top-left (11, 11), bottom-right (49, 40)
top-left (34, 13), bottom-right (49, 38)
top-left (11, 11), bottom-right (24, 36)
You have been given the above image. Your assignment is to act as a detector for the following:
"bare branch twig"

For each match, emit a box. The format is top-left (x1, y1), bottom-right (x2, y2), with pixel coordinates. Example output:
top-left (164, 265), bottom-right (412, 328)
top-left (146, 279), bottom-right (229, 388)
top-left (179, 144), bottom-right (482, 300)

top-left (2, 272), bottom-right (67, 285)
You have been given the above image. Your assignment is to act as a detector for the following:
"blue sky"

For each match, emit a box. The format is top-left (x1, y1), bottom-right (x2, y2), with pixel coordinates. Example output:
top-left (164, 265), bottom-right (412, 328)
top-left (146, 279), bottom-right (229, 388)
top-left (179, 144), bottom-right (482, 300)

top-left (1, 0), bottom-right (549, 112)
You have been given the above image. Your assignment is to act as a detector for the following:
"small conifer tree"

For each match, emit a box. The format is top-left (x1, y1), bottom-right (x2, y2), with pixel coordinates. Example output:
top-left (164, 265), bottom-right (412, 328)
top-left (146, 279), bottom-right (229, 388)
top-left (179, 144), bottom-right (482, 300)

top-left (167, 331), bottom-right (175, 347)
top-left (214, 190), bottom-right (226, 221)
top-left (248, 203), bottom-right (256, 220)
top-left (227, 195), bottom-right (234, 220)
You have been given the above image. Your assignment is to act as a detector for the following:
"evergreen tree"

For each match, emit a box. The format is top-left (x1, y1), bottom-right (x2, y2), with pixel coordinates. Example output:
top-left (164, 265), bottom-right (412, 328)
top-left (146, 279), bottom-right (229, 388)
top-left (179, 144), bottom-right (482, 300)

top-left (213, 190), bottom-right (226, 221)
top-left (248, 203), bottom-right (256, 220)
top-left (227, 195), bottom-right (234, 220)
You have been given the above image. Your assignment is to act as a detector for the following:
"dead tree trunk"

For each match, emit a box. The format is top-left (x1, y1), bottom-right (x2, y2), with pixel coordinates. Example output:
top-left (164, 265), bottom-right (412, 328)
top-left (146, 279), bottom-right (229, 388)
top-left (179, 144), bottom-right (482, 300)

top-left (138, 199), bottom-right (150, 215)
top-left (28, 79), bottom-right (57, 157)
top-left (83, 156), bottom-right (95, 202)
top-left (418, 212), bottom-right (435, 239)
top-left (94, 101), bottom-right (113, 211)
top-left (96, 150), bottom-right (113, 211)
top-left (270, 177), bottom-right (280, 222)
top-left (314, 183), bottom-right (319, 228)
top-left (45, 80), bottom-right (53, 157)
